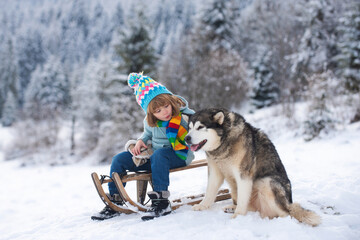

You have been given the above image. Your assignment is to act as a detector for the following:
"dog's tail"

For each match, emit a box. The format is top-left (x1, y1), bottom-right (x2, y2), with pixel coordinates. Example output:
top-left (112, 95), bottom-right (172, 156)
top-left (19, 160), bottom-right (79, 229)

top-left (288, 203), bottom-right (321, 226)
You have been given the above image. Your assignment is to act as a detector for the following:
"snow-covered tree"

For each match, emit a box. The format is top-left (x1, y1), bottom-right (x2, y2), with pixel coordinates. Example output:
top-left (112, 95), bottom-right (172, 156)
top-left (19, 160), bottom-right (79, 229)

top-left (289, 0), bottom-right (338, 84)
top-left (16, 29), bottom-right (47, 106)
top-left (153, 0), bottom-right (195, 54)
top-left (334, 0), bottom-right (360, 93)
top-left (67, 63), bottom-right (84, 156)
top-left (13, 56), bottom-right (70, 153)
top-left (197, 0), bottom-right (235, 52)
top-left (86, 3), bottom-right (113, 59)
top-left (111, 2), bottom-right (125, 31)
top-left (74, 56), bottom-right (111, 154)
top-left (181, 1), bottom-right (196, 34)
top-left (160, 0), bottom-right (248, 110)
top-left (2, 91), bottom-right (17, 127)
top-left (240, 0), bottom-right (306, 103)
top-left (303, 71), bottom-right (340, 141)
top-left (251, 50), bottom-right (280, 109)
top-left (153, 0), bottom-right (172, 54)
top-left (115, 8), bottom-right (157, 75)
top-left (59, 17), bottom-right (87, 70)
top-left (0, 37), bottom-right (19, 122)
top-left (66, 0), bottom-right (90, 38)
top-left (24, 56), bottom-right (69, 120)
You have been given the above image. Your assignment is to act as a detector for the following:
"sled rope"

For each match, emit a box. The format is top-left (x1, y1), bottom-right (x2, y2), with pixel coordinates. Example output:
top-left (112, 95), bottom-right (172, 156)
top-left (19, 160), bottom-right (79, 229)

top-left (100, 175), bottom-right (112, 184)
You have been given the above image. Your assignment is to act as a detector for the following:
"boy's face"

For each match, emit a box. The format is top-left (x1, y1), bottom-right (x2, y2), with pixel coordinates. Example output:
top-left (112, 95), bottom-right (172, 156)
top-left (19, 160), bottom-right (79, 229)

top-left (153, 104), bottom-right (172, 121)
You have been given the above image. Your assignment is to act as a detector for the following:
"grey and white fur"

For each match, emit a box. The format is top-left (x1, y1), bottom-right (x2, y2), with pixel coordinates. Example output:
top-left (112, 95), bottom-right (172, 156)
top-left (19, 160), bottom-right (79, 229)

top-left (185, 108), bottom-right (321, 226)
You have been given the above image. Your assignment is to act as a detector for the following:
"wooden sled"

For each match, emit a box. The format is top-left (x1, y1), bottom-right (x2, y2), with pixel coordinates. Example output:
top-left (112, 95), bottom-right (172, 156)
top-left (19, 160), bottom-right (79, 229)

top-left (91, 159), bottom-right (231, 214)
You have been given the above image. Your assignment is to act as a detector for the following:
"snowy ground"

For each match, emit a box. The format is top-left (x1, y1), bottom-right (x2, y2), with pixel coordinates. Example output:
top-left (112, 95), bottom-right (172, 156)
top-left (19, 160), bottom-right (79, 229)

top-left (1, 120), bottom-right (360, 240)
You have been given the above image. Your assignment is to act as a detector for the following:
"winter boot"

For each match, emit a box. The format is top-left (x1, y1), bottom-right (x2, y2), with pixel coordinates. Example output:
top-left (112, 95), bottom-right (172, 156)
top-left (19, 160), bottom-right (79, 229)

top-left (91, 193), bottom-right (124, 221)
top-left (141, 191), bottom-right (171, 221)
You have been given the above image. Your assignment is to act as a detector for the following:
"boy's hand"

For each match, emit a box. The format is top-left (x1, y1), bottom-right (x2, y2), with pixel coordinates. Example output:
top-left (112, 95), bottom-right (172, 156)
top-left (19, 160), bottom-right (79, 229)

top-left (132, 140), bottom-right (147, 156)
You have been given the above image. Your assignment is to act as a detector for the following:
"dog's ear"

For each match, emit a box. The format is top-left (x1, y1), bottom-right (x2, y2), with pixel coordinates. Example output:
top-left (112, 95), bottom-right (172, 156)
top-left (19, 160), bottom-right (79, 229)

top-left (213, 111), bottom-right (225, 125)
top-left (182, 113), bottom-right (190, 123)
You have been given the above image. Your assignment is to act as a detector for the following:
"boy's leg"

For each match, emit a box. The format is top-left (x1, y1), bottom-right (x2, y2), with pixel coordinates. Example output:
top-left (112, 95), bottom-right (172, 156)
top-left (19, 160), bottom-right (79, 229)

top-left (150, 148), bottom-right (186, 192)
top-left (141, 148), bottom-right (185, 220)
top-left (108, 151), bottom-right (151, 195)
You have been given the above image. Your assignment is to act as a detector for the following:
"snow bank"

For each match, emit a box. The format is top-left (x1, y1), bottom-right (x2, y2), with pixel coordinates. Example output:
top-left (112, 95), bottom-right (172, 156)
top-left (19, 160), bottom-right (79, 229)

top-left (1, 120), bottom-right (360, 239)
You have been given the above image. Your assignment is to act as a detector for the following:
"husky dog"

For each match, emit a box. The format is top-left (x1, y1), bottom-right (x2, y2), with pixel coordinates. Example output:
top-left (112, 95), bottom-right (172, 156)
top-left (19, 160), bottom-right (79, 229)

top-left (185, 108), bottom-right (321, 226)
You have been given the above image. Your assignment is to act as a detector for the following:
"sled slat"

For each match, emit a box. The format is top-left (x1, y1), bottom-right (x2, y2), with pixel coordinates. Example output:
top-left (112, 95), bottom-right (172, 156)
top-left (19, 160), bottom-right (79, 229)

top-left (171, 189), bottom-right (231, 210)
top-left (100, 179), bottom-right (112, 184)
top-left (137, 180), bottom-right (148, 204)
top-left (112, 172), bottom-right (148, 212)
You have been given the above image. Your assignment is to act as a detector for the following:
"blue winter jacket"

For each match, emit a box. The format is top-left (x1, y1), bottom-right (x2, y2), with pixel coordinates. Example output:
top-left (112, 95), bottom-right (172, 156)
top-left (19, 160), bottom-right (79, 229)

top-left (137, 95), bottom-right (195, 165)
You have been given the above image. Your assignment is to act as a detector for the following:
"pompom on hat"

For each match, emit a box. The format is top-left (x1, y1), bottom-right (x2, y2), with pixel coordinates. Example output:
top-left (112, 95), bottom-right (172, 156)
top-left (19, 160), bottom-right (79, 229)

top-left (128, 72), bottom-right (172, 112)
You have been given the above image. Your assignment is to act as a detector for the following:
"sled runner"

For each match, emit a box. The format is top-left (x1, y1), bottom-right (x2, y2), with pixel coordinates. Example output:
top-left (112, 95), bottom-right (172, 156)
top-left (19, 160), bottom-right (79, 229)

top-left (91, 159), bottom-right (231, 214)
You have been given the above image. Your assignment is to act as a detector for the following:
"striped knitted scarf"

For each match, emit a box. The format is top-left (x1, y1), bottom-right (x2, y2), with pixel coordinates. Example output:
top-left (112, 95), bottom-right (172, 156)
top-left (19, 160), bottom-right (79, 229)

top-left (157, 113), bottom-right (189, 160)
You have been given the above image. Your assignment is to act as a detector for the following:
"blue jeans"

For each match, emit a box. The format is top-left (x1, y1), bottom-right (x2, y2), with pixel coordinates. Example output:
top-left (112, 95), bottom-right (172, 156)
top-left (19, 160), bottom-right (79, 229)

top-left (108, 148), bottom-right (187, 195)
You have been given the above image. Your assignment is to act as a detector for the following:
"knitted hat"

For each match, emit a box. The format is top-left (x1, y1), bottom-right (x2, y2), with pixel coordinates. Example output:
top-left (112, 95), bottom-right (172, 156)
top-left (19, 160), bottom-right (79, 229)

top-left (128, 72), bottom-right (172, 112)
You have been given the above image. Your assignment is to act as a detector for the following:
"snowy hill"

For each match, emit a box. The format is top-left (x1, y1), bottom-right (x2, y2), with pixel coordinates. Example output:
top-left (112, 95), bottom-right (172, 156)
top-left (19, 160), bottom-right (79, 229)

top-left (1, 110), bottom-right (360, 240)
top-left (1, 0), bottom-right (359, 238)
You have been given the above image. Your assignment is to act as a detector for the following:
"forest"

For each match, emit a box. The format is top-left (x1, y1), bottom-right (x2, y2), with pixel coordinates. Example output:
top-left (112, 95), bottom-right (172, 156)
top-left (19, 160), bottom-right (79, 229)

top-left (0, 0), bottom-right (359, 164)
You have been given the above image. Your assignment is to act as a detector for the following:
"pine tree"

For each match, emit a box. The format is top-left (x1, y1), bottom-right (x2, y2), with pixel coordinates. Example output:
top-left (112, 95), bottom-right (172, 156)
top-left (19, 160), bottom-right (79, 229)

top-left (74, 55), bottom-right (113, 155)
top-left (115, 8), bottom-right (157, 75)
top-left (290, 0), bottom-right (338, 81)
top-left (303, 71), bottom-right (339, 141)
top-left (2, 91), bottom-right (17, 126)
top-left (197, 0), bottom-right (235, 52)
top-left (335, 0), bottom-right (360, 93)
top-left (60, 21), bottom-right (87, 69)
top-left (86, 3), bottom-right (112, 59)
top-left (0, 37), bottom-right (19, 121)
top-left (160, 0), bottom-right (248, 110)
top-left (153, 0), bottom-right (172, 54)
top-left (16, 29), bottom-right (47, 106)
top-left (193, 0), bottom-right (248, 109)
top-left (67, 0), bottom-right (90, 38)
top-left (111, 2), bottom-right (125, 30)
top-left (24, 56), bottom-right (69, 120)
top-left (181, 1), bottom-right (196, 34)
top-left (153, 0), bottom-right (194, 54)
top-left (251, 50), bottom-right (280, 109)
top-left (239, 0), bottom-right (308, 104)
top-left (59, 3), bottom-right (89, 69)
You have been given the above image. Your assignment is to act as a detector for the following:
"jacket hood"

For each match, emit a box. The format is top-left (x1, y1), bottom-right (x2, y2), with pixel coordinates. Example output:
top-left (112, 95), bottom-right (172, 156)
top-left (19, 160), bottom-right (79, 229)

top-left (177, 95), bottom-right (189, 112)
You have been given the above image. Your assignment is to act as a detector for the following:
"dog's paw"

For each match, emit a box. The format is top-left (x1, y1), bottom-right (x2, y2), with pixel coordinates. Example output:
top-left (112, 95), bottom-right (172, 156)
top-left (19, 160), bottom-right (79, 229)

top-left (231, 208), bottom-right (247, 219)
top-left (192, 204), bottom-right (209, 211)
top-left (223, 204), bottom-right (236, 213)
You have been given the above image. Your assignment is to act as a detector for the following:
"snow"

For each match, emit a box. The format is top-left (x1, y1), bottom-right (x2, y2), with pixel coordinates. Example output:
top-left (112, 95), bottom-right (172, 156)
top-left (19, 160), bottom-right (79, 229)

top-left (1, 117), bottom-right (360, 240)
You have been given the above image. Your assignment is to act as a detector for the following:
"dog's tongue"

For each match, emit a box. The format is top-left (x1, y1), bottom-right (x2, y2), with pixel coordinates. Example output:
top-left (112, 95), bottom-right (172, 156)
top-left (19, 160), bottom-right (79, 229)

top-left (190, 144), bottom-right (200, 152)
